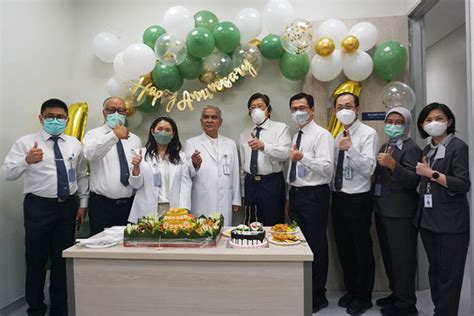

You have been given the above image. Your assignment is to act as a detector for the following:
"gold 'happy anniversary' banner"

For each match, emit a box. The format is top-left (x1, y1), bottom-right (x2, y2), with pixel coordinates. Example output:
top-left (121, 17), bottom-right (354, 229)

top-left (131, 59), bottom-right (258, 113)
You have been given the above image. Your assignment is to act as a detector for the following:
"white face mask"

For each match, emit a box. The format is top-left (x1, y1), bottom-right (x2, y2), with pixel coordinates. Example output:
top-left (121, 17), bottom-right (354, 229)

top-left (336, 109), bottom-right (356, 126)
top-left (251, 108), bottom-right (266, 125)
top-left (291, 110), bottom-right (309, 126)
top-left (423, 121), bottom-right (448, 137)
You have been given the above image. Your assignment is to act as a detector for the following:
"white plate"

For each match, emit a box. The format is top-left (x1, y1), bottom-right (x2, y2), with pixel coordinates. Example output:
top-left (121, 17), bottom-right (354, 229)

top-left (269, 226), bottom-right (299, 235)
top-left (84, 241), bottom-right (119, 249)
top-left (268, 238), bottom-right (301, 246)
top-left (221, 227), bottom-right (234, 237)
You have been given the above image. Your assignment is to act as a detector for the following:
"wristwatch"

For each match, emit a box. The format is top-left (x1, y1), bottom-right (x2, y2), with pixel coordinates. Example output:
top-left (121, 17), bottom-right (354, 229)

top-left (431, 171), bottom-right (440, 180)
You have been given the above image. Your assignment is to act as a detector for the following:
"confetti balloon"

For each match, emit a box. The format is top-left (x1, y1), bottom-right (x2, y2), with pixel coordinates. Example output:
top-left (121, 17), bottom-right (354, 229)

top-left (281, 19), bottom-right (313, 55)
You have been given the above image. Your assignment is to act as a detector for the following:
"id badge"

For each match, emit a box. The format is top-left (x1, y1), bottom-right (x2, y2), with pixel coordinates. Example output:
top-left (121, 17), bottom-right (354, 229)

top-left (68, 168), bottom-right (76, 182)
top-left (223, 163), bottom-right (230, 175)
top-left (297, 164), bottom-right (306, 178)
top-left (344, 166), bottom-right (353, 180)
top-left (424, 194), bottom-right (433, 208)
top-left (153, 172), bottom-right (162, 187)
top-left (374, 183), bottom-right (382, 196)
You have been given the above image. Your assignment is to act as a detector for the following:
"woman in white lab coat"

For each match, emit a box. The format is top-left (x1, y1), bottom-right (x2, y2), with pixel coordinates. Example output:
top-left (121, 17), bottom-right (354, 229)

top-left (128, 116), bottom-right (191, 223)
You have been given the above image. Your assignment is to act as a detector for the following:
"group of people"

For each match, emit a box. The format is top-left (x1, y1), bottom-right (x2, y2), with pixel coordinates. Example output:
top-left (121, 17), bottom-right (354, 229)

top-left (1, 91), bottom-right (470, 316)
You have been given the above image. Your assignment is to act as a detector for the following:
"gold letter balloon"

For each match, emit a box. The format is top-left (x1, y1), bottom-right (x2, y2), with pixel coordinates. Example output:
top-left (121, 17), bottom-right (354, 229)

top-left (64, 103), bottom-right (88, 142)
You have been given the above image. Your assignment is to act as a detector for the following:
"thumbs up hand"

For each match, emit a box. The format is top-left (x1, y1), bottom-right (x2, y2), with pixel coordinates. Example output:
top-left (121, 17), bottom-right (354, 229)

top-left (248, 131), bottom-right (264, 151)
top-left (377, 149), bottom-right (396, 172)
top-left (25, 141), bottom-right (43, 164)
top-left (289, 144), bottom-right (303, 161)
top-left (131, 149), bottom-right (143, 176)
top-left (191, 149), bottom-right (202, 169)
top-left (416, 156), bottom-right (433, 178)
top-left (338, 130), bottom-right (352, 151)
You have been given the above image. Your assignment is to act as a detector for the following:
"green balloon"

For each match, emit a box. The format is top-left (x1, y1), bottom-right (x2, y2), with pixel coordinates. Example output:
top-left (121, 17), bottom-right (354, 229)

top-left (152, 62), bottom-right (183, 92)
top-left (373, 41), bottom-right (408, 81)
top-left (138, 96), bottom-right (160, 113)
top-left (186, 27), bottom-right (215, 58)
top-left (194, 10), bottom-right (219, 32)
top-left (260, 34), bottom-right (284, 59)
top-left (213, 21), bottom-right (241, 53)
top-left (143, 25), bottom-right (166, 49)
top-left (178, 55), bottom-right (202, 80)
top-left (279, 52), bottom-right (310, 81)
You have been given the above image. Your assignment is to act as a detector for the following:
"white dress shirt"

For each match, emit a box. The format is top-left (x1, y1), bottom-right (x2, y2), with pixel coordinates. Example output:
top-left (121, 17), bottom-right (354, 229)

top-left (154, 156), bottom-right (170, 203)
top-left (333, 119), bottom-right (379, 194)
top-left (287, 121), bottom-right (335, 187)
top-left (239, 119), bottom-right (291, 188)
top-left (2, 130), bottom-right (89, 207)
top-left (82, 124), bottom-right (142, 199)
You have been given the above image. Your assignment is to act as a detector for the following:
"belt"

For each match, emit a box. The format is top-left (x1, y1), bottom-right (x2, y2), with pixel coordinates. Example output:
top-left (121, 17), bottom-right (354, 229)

top-left (290, 184), bottom-right (329, 192)
top-left (91, 192), bottom-right (134, 205)
top-left (26, 193), bottom-right (71, 203)
top-left (245, 172), bottom-right (282, 182)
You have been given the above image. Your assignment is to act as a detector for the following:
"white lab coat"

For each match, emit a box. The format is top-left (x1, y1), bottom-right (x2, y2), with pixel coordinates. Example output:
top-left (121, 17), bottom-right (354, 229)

top-left (128, 150), bottom-right (191, 223)
top-left (185, 133), bottom-right (241, 226)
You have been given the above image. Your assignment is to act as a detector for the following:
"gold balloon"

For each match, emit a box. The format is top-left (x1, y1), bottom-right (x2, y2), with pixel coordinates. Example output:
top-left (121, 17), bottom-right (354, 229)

top-left (124, 97), bottom-right (137, 117)
top-left (199, 71), bottom-right (217, 84)
top-left (249, 38), bottom-right (261, 48)
top-left (341, 35), bottom-right (359, 54)
top-left (332, 80), bottom-right (362, 98)
top-left (64, 103), bottom-right (88, 142)
top-left (315, 37), bottom-right (335, 57)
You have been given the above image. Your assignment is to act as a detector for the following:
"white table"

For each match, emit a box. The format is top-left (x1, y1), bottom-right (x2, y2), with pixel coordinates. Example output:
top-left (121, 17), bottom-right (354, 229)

top-left (63, 227), bottom-right (313, 316)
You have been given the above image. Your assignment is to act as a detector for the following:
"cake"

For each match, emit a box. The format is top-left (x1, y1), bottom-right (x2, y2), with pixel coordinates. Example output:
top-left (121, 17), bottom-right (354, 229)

top-left (229, 222), bottom-right (267, 248)
top-left (124, 208), bottom-right (224, 247)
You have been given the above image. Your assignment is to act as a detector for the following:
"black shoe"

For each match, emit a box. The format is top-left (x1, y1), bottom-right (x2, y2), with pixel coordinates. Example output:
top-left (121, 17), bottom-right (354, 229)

top-left (338, 292), bottom-right (354, 308)
top-left (381, 305), bottom-right (418, 316)
top-left (376, 293), bottom-right (396, 307)
top-left (346, 299), bottom-right (372, 314)
top-left (312, 298), bottom-right (329, 313)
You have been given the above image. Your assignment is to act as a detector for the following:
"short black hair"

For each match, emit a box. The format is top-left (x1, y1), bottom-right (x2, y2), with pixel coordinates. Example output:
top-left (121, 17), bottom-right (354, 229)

top-left (333, 92), bottom-right (360, 108)
top-left (40, 98), bottom-right (68, 115)
top-left (289, 92), bottom-right (314, 108)
top-left (247, 93), bottom-right (272, 115)
top-left (417, 102), bottom-right (456, 138)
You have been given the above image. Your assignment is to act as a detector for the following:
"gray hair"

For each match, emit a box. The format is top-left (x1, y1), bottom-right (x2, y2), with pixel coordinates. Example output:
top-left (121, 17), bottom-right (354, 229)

top-left (103, 96), bottom-right (125, 108)
top-left (202, 105), bottom-right (222, 119)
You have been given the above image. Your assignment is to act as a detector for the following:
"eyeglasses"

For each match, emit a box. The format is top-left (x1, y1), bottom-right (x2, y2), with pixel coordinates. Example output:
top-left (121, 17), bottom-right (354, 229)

top-left (290, 106), bottom-right (310, 113)
top-left (249, 103), bottom-right (267, 111)
top-left (104, 108), bottom-right (127, 115)
top-left (43, 114), bottom-right (67, 121)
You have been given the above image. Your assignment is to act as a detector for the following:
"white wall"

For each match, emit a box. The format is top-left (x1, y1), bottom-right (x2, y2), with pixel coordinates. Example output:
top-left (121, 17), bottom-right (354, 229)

top-left (0, 0), bottom-right (74, 308)
top-left (426, 25), bottom-right (468, 142)
top-left (0, 0), bottom-right (417, 307)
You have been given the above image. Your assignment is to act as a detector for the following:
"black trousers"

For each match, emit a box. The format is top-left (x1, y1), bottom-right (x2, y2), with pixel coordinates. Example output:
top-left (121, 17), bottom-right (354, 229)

top-left (420, 228), bottom-right (469, 316)
top-left (88, 192), bottom-right (134, 236)
top-left (289, 184), bottom-right (330, 305)
top-left (332, 191), bottom-right (375, 301)
top-left (24, 193), bottom-right (77, 316)
top-left (244, 172), bottom-right (285, 226)
top-left (375, 214), bottom-right (417, 308)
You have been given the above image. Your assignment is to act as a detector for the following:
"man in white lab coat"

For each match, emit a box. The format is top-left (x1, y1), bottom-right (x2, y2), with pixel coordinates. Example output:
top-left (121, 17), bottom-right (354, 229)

top-left (185, 105), bottom-right (240, 226)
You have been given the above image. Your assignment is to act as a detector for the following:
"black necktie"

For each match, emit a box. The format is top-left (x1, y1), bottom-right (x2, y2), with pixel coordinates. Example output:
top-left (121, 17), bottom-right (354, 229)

top-left (50, 136), bottom-right (70, 200)
top-left (334, 131), bottom-right (347, 191)
top-left (250, 127), bottom-right (262, 175)
top-left (116, 140), bottom-right (129, 186)
top-left (289, 129), bottom-right (303, 182)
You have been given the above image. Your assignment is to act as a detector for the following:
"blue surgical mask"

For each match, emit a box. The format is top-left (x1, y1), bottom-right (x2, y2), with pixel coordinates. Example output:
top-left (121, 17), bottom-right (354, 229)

top-left (153, 131), bottom-right (173, 145)
top-left (43, 118), bottom-right (67, 136)
top-left (106, 112), bottom-right (126, 128)
top-left (384, 124), bottom-right (405, 139)
top-left (291, 110), bottom-right (309, 126)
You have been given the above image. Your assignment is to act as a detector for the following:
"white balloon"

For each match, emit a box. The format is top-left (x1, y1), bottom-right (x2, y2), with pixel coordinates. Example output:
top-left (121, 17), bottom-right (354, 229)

top-left (93, 32), bottom-right (120, 63)
top-left (113, 52), bottom-right (138, 81)
top-left (342, 50), bottom-right (373, 81)
top-left (311, 49), bottom-right (343, 82)
top-left (123, 43), bottom-right (156, 75)
top-left (126, 111), bottom-right (143, 129)
top-left (317, 19), bottom-right (348, 48)
top-left (163, 6), bottom-right (194, 40)
top-left (349, 22), bottom-right (378, 51)
top-left (234, 8), bottom-right (263, 43)
top-left (106, 77), bottom-right (130, 98)
top-left (262, 0), bottom-right (295, 35)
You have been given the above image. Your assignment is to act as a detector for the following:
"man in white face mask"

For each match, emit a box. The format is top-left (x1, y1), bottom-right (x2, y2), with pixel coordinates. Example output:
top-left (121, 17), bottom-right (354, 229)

top-left (331, 92), bottom-right (379, 314)
top-left (238, 93), bottom-right (291, 225)
top-left (82, 96), bottom-right (142, 236)
top-left (286, 92), bottom-right (335, 313)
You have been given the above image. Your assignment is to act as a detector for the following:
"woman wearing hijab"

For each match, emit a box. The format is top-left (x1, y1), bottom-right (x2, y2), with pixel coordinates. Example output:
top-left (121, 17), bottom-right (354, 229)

top-left (415, 103), bottom-right (470, 316)
top-left (128, 116), bottom-right (191, 223)
top-left (373, 107), bottom-right (422, 316)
